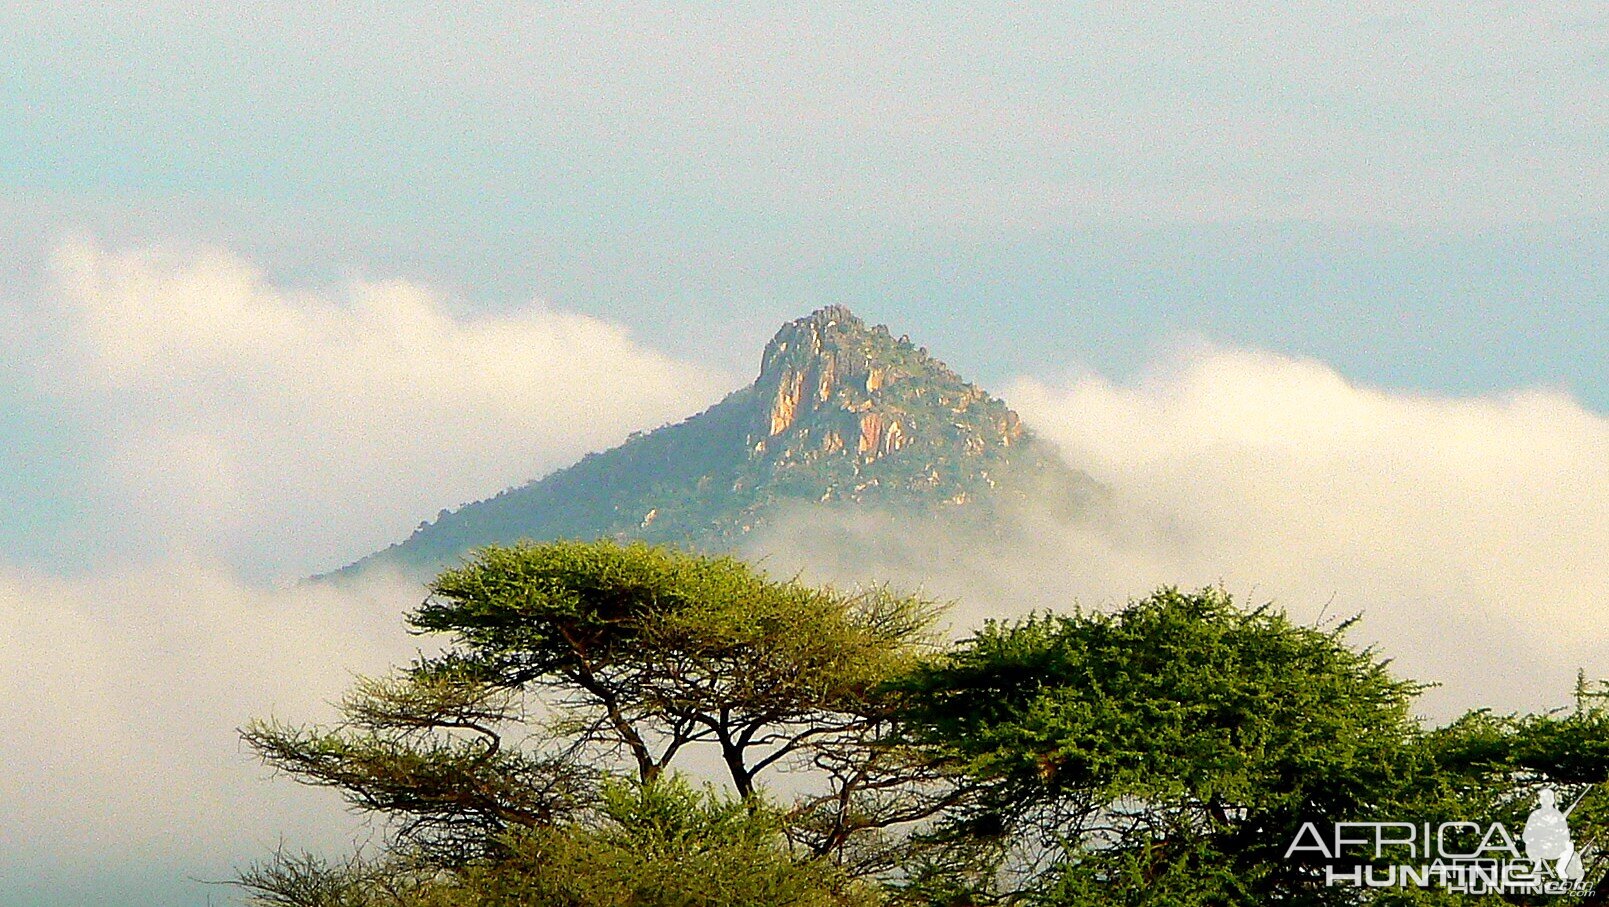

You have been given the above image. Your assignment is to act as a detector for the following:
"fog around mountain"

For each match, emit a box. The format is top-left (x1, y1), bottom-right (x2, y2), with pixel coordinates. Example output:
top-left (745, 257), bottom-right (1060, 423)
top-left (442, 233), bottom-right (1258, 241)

top-left (0, 277), bottom-right (1602, 906)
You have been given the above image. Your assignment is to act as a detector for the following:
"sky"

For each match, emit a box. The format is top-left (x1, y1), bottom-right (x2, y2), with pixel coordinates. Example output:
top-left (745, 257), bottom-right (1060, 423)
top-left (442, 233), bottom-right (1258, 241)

top-left (0, 3), bottom-right (1605, 905)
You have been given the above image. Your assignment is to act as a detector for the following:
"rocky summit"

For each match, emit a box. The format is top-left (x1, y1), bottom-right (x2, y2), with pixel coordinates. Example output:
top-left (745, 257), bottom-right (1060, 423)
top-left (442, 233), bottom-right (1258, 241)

top-left (332, 306), bottom-right (1095, 578)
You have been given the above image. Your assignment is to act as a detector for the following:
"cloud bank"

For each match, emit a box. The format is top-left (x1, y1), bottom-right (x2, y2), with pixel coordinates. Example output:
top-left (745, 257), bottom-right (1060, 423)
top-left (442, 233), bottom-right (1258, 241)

top-left (1016, 348), bottom-right (1608, 713)
top-left (31, 240), bottom-right (733, 577)
top-left (0, 562), bottom-right (422, 906)
top-left (1, 241), bottom-right (1601, 902)
top-left (0, 239), bottom-right (736, 903)
top-left (752, 346), bottom-right (1608, 718)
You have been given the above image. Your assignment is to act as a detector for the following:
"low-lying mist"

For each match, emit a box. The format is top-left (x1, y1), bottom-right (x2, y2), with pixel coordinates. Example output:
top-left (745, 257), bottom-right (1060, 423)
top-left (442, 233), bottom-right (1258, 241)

top-left (747, 345), bottom-right (1608, 720)
top-left (0, 563), bottom-right (423, 905)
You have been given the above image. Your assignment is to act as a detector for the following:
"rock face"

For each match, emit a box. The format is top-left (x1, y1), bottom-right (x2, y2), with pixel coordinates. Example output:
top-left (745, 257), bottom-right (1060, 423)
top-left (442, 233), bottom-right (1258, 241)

top-left (738, 306), bottom-right (1034, 506)
top-left (754, 306), bottom-right (987, 464)
top-left (330, 305), bottom-right (1096, 579)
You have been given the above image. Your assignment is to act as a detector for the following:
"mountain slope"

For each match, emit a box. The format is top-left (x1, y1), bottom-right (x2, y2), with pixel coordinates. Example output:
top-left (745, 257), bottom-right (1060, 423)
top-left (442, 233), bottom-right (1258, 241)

top-left (333, 306), bottom-right (1095, 577)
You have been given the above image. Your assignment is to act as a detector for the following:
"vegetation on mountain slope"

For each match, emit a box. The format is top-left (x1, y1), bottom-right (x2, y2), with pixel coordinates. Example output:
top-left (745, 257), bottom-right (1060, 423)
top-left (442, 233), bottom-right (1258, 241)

top-left (334, 307), bottom-right (1095, 578)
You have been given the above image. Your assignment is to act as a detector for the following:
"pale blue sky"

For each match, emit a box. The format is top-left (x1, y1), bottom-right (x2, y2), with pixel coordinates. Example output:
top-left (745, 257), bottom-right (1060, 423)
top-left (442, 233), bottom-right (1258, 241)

top-left (3, 3), bottom-right (1604, 581)
top-left (0, 8), bottom-right (1605, 903)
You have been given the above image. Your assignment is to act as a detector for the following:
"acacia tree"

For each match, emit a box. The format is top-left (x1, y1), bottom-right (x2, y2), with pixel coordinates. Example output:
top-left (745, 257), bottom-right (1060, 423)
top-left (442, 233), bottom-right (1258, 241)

top-left (411, 541), bottom-right (936, 795)
top-left (244, 540), bottom-right (946, 879)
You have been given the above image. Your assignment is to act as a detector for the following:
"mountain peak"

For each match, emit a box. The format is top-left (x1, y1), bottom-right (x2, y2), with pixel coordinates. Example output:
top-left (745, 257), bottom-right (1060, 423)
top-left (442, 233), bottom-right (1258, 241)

top-left (757, 305), bottom-right (875, 391)
top-left (751, 306), bottom-right (1018, 466)
top-left (331, 307), bottom-right (1092, 578)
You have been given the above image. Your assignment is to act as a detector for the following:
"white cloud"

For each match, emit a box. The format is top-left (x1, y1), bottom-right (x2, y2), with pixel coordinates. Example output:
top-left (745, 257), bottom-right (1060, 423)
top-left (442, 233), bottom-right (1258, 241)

top-left (1015, 349), bottom-right (1609, 715)
top-left (36, 239), bottom-right (734, 577)
top-left (749, 346), bottom-right (1608, 718)
top-left (0, 562), bottom-right (424, 905)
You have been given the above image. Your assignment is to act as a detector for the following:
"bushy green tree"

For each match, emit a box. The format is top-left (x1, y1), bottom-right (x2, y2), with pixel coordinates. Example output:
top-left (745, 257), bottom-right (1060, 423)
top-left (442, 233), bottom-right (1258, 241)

top-left (894, 588), bottom-right (1396, 902)
top-left (890, 588), bottom-right (1609, 906)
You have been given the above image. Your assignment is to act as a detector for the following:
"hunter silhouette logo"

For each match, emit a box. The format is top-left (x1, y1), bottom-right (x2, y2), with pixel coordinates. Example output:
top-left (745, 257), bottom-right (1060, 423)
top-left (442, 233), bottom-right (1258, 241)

top-left (1525, 788), bottom-right (1587, 882)
top-left (1286, 785), bottom-right (1597, 894)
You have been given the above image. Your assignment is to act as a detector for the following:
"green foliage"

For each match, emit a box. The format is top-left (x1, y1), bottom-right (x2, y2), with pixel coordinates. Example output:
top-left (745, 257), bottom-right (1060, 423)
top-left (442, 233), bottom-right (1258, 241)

top-left (440, 779), bottom-right (878, 907)
top-left (892, 588), bottom-right (1429, 904)
top-left (251, 548), bottom-right (1609, 905)
top-left (413, 539), bottom-right (937, 800)
top-left (900, 590), bottom-right (1418, 803)
top-left (240, 779), bottom-right (875, 907)
top-left (1430, 676), bottom-right (1609, 786)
